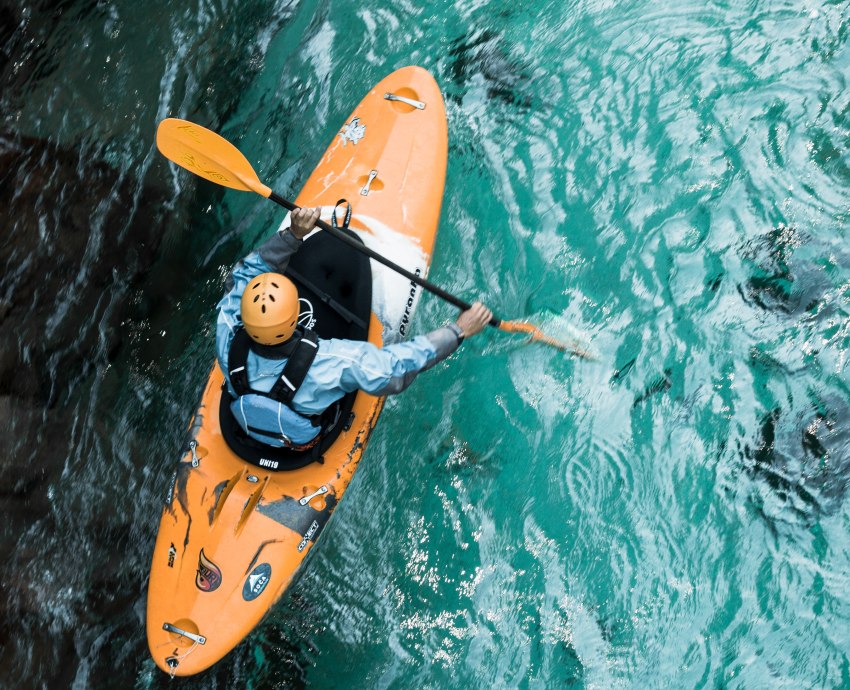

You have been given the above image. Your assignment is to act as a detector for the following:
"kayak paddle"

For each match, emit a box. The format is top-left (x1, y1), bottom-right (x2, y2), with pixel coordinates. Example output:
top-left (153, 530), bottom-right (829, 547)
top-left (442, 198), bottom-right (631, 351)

top-left (155, 118), bottom-right (593, 357)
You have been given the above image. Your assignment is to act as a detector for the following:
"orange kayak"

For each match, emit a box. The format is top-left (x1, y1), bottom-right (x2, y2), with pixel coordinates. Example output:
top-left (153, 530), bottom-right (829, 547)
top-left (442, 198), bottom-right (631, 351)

top-left (145, 66), bottom-right (447, 676)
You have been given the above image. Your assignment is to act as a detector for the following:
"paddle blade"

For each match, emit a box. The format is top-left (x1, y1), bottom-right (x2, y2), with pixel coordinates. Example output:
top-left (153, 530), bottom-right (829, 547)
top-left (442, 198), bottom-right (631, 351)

top-left (156, 118), bottom-right (272, 197)
top-left (498, 320), bottom-right (596, 359)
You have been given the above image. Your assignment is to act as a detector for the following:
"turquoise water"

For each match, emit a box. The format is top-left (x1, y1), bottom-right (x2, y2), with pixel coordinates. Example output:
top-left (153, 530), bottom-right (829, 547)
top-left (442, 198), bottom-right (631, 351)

top-left (2, 0), bottom-right (850, 687)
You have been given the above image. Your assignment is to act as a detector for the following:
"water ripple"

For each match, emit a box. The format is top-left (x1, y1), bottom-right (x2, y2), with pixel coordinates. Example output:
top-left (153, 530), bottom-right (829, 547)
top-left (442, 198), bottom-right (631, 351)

top-left (4, 0), bottom-right (850, 687)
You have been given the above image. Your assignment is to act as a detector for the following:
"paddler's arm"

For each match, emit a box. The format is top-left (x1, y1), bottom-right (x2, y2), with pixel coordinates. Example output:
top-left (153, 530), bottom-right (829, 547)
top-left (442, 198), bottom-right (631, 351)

top-left (215, 207), bottom-right (321, 387)
top-left (254, 206), bottom-right (320, 271)
top-left (333, 302), bottom-right (493, 397)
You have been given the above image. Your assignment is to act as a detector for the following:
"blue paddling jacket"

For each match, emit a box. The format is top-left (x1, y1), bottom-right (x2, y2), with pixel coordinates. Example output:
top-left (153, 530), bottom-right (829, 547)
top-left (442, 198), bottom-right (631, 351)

top-left (215, 227), bottom-right (462, 448)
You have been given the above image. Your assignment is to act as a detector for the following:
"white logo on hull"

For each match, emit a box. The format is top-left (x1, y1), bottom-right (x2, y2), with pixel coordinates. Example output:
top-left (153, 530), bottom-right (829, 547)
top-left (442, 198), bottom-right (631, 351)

top-left (298, 520), bottom-right (320, 552)
top-left (298, 298), bottom-right (316, 330)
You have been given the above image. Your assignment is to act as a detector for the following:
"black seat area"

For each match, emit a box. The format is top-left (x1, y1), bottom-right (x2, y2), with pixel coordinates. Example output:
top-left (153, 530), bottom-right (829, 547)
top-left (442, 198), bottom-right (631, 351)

top-left (219, 227), bottom-right (372, 471)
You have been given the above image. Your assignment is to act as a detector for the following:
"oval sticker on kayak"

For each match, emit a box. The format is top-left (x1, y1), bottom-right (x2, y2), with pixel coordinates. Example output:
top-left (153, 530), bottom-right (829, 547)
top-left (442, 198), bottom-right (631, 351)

top-left (243, 563), bottom-right (272, 601)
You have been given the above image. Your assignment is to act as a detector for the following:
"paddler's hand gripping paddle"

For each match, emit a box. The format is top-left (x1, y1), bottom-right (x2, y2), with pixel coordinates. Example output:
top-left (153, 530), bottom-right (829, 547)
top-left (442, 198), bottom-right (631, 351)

top-left (155, 118), bottom-right (593, 358)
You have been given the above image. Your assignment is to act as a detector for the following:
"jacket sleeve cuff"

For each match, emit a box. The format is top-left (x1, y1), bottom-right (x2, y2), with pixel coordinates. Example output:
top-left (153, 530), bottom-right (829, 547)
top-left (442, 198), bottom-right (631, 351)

top-left (256, 228), bottom-right (302, 271)
top-left (423, 326), bottom-right (463, 368)
top-left (446, 322), bottom-right (465, 343)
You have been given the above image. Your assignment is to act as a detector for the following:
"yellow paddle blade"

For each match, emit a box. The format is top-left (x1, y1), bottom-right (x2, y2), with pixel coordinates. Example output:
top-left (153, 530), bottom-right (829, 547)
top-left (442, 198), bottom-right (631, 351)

top-left (498, 320), bottom-right (596, 359)
top-left (155, 118), bottom-right (272, 197)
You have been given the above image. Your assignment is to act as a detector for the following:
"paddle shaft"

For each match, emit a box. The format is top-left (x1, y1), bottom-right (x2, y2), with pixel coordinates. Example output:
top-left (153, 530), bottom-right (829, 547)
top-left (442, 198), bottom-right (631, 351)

top-left (269, 192), bottom-right (502, 327)
top-left (155, 117), bottom-right (587, 355)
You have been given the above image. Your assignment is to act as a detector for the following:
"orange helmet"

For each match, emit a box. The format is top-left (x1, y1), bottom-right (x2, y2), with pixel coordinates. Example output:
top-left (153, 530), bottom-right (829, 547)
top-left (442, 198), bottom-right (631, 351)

top-left (240, 272), bottom-right (299, 345)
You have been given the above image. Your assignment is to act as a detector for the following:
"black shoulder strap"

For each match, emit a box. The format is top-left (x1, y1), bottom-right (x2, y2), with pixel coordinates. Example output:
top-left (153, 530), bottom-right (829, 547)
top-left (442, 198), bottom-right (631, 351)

top-left (228, 329), bottom-right (253, 396)
top-left (268, 329), bottom-right (319, 404)
top-left (227, 328), bottom-right (319, 404)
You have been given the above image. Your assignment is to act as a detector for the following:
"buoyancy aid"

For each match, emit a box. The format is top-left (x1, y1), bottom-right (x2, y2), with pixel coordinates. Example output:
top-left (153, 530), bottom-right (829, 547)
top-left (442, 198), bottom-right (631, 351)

top-left (226, 327), bottom-right (321, 447)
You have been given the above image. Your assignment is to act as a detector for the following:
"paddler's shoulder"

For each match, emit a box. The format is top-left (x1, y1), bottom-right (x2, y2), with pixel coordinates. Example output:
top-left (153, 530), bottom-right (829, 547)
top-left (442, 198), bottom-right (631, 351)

top-left (311, 337), bottom-right (378, 360)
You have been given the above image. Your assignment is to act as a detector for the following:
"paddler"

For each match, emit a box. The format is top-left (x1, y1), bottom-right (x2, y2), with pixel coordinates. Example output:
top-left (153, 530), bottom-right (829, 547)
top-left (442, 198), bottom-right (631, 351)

top-left (216, 207), bottom-right (493, 450)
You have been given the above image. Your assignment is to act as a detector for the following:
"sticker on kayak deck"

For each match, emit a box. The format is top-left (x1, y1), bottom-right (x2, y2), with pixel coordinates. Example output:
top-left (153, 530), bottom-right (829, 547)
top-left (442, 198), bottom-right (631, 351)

top-left (242, 563), bottom-right (272, 601)
top-left (339, 117), bottom-right (366, 145)
top-left (297, 520), bottom-right (320, 552)
top-left (167, 542), bottom-right (176, 568)
top-left (298, 297), bottom-right (316, 330)
top-left (195, 548), bottom-right (223, 592)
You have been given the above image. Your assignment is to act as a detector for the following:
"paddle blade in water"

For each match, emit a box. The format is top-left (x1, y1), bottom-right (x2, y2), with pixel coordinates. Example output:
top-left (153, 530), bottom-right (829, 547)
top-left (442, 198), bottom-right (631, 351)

top-left (498, 320), bottom-right (596, 359)
top-left (156, 118), bottom-right (272, 197)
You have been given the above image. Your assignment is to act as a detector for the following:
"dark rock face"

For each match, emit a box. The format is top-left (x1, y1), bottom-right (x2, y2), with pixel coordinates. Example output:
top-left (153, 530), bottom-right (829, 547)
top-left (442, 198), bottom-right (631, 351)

top-left (0, 129), bottom-right (170, 683)
top-left (0, 0), bottom-right (313, 686)
top-left (0, 131), bottom-right (165, 402)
